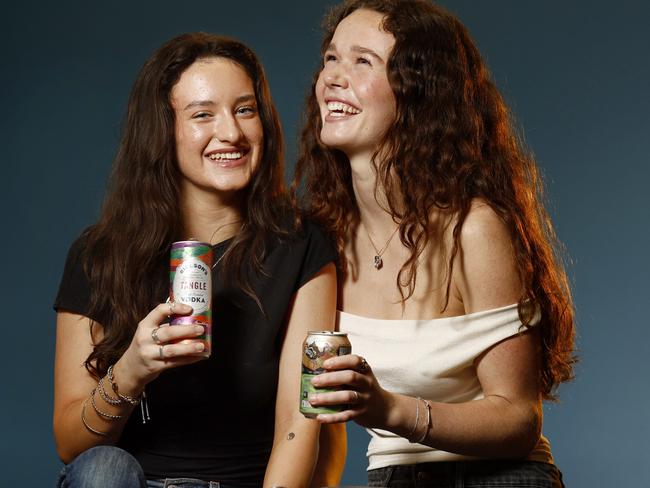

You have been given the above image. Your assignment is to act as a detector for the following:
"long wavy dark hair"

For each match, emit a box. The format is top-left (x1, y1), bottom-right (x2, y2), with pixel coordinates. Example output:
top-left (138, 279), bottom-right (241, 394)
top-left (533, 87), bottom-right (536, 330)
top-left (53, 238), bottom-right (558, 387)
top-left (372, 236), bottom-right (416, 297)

top-left (293, 0), bottom-right (575, 399)
top-left (84, 32), bottom-right (291, 377)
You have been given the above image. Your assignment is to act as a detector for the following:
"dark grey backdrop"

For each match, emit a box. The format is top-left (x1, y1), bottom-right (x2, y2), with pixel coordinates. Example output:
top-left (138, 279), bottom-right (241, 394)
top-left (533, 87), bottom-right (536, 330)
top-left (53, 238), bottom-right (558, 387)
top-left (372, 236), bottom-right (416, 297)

top-left (2, 1), bottom-right (648, 486)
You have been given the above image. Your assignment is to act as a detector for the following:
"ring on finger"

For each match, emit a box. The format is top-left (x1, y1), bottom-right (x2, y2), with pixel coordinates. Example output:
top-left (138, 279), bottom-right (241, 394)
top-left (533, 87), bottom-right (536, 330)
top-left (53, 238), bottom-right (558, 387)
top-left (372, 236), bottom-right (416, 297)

top-left (358, 357), bottom-right (370, 373)
top-left (159, 344), bottom-right (165, 360)
top-left (352, 390), bottom-right (360, 403)
top-left (151, 327), bottom-right (162, 345)
top-left (168, 301), bottom-right (176, 315)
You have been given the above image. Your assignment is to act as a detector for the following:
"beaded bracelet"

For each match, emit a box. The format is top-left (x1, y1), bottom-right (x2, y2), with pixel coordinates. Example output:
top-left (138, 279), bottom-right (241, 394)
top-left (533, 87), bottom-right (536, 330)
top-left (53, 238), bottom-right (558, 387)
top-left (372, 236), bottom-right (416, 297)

top-left (81, 398), bottom-right (108, 437)
top-left (107, 365), bottom-right (140, 405)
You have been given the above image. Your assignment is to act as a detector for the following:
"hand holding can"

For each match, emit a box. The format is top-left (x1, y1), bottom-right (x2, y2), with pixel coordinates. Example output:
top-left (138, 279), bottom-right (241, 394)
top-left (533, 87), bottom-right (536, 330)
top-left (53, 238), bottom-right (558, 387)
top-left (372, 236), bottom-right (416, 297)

top-left (299, 331), bottom-right (351, 418)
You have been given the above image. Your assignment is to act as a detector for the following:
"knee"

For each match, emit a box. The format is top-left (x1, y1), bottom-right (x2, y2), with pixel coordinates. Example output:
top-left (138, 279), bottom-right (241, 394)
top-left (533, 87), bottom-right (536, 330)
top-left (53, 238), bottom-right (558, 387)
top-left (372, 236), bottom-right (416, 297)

top-left (60, 446), bottom-right (146, 487)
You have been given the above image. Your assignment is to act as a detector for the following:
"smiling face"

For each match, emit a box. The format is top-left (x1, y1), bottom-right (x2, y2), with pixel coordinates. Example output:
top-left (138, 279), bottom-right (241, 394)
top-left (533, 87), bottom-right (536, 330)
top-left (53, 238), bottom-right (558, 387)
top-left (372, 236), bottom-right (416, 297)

top-left (316, 9), bottom-right (396, 160)
top-left (171, 57), bottom-right (263, 200)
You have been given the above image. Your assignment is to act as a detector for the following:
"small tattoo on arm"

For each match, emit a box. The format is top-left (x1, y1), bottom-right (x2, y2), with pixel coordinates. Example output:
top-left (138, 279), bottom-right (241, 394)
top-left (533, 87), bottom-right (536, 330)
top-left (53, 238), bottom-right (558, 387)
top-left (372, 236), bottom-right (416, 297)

top-left (287, 432), bottom-right (295, 440)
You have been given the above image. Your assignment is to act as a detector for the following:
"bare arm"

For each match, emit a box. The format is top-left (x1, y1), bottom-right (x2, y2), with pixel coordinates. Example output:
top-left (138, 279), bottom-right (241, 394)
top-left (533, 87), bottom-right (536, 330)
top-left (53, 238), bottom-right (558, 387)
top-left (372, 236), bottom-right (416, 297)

top-left (311, 203), bottom-right (543, 458)
top-left (263, 263), bottom-right (344, 488)
top-left (53, 303), bottom-right (205, 463)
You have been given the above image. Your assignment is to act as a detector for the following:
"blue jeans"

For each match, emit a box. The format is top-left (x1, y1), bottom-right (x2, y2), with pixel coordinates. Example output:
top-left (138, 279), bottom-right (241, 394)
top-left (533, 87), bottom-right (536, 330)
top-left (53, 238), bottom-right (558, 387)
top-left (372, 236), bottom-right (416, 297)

top-left (56, 446), bottom-right (236, 488)
top-left (367, 460), bottom-right (565, 487)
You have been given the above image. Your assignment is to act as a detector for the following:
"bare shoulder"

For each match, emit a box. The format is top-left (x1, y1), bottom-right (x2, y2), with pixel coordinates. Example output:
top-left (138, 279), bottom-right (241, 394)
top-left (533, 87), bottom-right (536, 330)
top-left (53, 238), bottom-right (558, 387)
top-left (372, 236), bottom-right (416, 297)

top-left (459, 199), bottom-right (511, 244)
top-left (453, 199), bottom-right (521, 313)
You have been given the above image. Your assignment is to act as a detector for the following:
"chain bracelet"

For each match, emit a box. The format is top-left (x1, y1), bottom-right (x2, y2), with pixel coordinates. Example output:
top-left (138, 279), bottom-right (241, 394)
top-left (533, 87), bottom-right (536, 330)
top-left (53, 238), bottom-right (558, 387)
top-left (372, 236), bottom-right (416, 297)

top-left (97, 375), bottom-right (122, 406)
top-left (90, 388), bottom-right (122, 420)
top-left (107, 365), bottom-right (140, 405)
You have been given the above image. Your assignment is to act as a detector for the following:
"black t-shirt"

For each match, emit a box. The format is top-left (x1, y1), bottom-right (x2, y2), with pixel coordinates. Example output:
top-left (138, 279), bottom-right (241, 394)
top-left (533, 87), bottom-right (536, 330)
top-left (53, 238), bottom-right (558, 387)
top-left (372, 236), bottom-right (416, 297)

top-left (54, 220), bottom-right (336, 485)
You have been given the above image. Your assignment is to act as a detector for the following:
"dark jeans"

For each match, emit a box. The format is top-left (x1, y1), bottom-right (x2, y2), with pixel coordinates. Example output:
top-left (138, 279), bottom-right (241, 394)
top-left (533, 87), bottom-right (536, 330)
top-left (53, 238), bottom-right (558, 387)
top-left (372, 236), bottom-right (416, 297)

top-left (56, 446), bottom-right (239, 488)
top-left (368, 460), bottom-right (565, 488)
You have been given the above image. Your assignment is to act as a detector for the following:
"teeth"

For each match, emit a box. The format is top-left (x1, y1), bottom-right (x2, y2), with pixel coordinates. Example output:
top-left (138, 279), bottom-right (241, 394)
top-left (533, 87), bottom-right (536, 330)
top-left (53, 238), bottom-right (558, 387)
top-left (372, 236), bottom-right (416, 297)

top-left (208, 152), bottom-right (242, 161)
top-left (326, 101), bottom-right (360, 115)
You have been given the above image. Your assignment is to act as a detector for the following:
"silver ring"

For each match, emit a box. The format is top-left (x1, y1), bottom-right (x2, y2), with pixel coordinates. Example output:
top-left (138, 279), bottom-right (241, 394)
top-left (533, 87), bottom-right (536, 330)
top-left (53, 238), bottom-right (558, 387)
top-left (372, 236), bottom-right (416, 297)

top-left (159, 345), bottom-right (165, 360)
top-left (359, 357), bottom-right (369, 373)
top-left (168, 301), bottom-right (176, 315)
top-left (352, 391), bottom-right (360, 403)
top-left (151, 327), bottom-right (162, 344)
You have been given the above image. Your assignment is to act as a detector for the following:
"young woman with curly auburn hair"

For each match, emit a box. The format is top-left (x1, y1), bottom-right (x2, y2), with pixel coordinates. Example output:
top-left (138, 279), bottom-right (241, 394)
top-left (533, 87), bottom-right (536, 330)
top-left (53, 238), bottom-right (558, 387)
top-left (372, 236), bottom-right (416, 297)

top-left (293, 1), bottom-right (575, 486)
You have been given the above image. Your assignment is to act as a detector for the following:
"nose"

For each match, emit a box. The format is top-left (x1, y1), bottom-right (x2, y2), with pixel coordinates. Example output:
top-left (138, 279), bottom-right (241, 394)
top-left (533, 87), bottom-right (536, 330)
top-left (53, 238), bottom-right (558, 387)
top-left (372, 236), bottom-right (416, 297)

top-left (322, 63), bottom-right (348, 89)
top-left (214, 112), bottom-right (242, 143)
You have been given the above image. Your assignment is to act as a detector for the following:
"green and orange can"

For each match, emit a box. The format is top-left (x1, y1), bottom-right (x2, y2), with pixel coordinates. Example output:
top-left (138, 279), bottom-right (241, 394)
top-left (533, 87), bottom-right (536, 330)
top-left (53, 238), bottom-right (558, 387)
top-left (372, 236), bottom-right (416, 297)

top-left (299, 331), bottom-right (352, 418)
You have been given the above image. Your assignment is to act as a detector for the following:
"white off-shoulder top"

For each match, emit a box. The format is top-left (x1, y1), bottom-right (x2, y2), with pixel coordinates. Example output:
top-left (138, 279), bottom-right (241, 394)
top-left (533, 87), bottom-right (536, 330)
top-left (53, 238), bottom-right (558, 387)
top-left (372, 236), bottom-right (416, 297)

top-left (337, 303), bottom-right (553, 471)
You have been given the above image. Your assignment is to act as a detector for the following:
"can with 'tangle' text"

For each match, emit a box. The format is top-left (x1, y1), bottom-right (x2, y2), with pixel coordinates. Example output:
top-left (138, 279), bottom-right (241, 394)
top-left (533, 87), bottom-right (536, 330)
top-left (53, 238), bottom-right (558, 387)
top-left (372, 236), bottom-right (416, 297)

top-left (300, 331), bottom-right (352, 418)
top-left (169, 240), bottom-right (213, 358)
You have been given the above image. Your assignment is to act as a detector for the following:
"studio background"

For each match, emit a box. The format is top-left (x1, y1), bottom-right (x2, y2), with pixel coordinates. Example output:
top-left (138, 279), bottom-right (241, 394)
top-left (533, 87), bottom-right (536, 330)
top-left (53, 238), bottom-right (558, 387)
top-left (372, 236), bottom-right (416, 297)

top-left (2, 0), bottom-right (648, 485)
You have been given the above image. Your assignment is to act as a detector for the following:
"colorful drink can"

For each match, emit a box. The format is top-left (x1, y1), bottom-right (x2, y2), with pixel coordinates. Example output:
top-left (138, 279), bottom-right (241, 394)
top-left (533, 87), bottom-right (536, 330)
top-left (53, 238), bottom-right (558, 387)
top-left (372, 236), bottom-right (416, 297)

top-left (170, 240), bottom-right (213, 358)
top-left (299, 331), bottom-right (352, 418)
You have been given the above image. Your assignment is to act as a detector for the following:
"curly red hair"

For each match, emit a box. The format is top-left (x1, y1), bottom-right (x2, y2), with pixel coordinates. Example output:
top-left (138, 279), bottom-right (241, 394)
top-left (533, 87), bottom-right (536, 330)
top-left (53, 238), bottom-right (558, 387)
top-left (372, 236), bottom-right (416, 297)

top-left (293, 0), bottom-right (576, 399)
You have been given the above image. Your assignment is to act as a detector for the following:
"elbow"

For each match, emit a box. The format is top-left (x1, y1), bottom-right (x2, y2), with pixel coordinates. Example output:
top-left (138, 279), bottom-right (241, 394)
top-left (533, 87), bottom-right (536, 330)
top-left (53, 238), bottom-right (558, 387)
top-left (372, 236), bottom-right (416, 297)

top-left (53, 411), bottom-right (82, 465)
top-left (507, 404), bottom-right (542, 459)
top-left (56, 445), bottom-right (76, 466)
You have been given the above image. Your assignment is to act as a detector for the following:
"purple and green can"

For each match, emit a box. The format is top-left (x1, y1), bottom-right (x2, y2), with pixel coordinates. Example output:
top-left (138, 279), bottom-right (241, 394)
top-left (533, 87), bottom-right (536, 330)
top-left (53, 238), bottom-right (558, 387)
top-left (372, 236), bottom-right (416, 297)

top-left (299, 331), bottom-right (352, 418)
top-left (170, 240), bottom-right (213, 358)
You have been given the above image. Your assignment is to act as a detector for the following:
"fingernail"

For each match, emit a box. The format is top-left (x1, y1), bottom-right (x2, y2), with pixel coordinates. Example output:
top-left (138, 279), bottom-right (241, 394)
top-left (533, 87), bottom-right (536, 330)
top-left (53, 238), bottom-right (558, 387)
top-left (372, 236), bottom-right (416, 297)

top-left (308, 394), bottom-right (318, 403)
top-left (194, 325), bottom-right (205, 334)
top-left (194, 342), bottom-right (205, 352)
top-left (311, 377), bottom-right (320, 386)
top-left (322, 359), bottom-right (332, 368)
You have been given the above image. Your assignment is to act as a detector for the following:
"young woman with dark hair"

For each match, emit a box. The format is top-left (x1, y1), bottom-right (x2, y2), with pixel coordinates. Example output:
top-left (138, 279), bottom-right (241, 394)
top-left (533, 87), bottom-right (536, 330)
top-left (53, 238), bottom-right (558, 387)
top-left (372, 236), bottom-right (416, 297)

top-left (294, 1), bottom-right (576, 486)
top-left (53, 32), bottom-right (343, 487)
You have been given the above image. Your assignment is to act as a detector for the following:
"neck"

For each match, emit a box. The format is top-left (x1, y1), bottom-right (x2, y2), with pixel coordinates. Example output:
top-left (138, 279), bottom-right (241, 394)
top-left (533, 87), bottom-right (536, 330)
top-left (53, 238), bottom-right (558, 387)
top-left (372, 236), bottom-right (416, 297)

top-left (180, 185), bottom-right (244, 244)
top-left (348, 152), bottom-right (398, 235)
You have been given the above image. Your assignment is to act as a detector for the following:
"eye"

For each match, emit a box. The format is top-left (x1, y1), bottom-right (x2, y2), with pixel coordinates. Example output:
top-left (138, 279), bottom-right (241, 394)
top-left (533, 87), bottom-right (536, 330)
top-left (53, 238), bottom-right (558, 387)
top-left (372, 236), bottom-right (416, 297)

top-left (236, 105), bottom-right (257, 116)
top-left (356, 57), bottom-right (371, 66)
top-left (324, 53), bottom-right (337, 64)
top-left (192, 112), bottom-right (212, 119)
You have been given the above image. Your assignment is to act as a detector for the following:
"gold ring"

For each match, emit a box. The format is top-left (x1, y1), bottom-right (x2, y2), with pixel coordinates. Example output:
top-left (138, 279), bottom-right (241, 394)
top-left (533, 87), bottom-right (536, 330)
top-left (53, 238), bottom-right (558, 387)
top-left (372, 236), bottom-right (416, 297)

top-left (352, 391), bottom-right (360, 403)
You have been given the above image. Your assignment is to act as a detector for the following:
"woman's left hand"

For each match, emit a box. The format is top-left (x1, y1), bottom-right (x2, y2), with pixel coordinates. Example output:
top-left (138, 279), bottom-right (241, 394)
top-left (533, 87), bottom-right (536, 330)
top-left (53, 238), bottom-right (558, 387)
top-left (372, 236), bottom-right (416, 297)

top-left (308, 354), bottom-right (394, 429)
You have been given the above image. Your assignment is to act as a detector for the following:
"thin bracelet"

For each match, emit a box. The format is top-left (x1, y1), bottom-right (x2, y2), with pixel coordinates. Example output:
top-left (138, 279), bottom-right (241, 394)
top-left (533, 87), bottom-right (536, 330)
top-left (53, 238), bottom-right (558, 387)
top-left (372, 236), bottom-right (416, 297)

top-left (107, 365), bottom-right (140, 405)
top-left (97, 376), bottom-right (122, 406)
top-left (414, 399), bottom-right (432, 444)
top-left (90, 388), bottom-right (122, 420)
top-left (81, 398), bottom-right (109, 437)
top-left (406, 396), bottom-right (420, 442)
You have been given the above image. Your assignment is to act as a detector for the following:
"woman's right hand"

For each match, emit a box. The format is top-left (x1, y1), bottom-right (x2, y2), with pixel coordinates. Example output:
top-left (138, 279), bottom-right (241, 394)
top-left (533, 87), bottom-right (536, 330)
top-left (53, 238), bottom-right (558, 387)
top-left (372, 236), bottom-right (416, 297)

top-left (112, 302), bottom-right (207, 396)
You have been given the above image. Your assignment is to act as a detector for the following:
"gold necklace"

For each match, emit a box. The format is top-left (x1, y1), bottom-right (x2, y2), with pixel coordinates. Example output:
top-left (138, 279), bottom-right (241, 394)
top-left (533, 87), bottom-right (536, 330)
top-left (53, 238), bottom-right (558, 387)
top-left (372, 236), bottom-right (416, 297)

top-left (362, 222), bottom-right (400, 270)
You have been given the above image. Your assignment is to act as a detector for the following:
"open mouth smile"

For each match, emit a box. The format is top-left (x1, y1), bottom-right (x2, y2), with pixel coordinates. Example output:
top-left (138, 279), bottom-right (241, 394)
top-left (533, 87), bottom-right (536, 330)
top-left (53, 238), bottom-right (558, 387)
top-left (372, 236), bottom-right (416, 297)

top-left (326, 100), bottom-right (361, 118)
top-left (205, 149), bottom-right (249, 167)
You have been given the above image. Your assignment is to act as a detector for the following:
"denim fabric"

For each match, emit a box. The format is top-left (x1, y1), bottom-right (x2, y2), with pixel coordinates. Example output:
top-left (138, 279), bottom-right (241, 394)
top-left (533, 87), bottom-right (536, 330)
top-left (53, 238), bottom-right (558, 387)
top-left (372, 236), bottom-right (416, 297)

top-left (56, 446), bottom-right (246, 488)
top-left (57, 446), bottom-right (147, 488)
top-left (367, 460), bottom-right (565, 488)
top-left (146, 479), bottom-right (230, 488)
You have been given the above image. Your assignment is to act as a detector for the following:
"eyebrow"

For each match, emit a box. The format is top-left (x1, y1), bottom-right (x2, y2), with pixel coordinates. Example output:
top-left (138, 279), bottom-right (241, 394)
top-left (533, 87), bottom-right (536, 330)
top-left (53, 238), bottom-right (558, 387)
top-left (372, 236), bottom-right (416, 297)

top-left (326, 43), bottom-right (385, 63)
top-left (183, 94), bottom-right (256, 111)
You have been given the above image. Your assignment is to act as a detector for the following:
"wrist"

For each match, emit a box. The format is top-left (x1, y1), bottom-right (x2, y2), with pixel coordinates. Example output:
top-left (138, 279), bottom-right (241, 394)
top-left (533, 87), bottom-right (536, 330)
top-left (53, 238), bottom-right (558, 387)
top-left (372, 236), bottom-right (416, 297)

top-left (383, 393), bottom-right (415, 437)
top-left (112, 360), bottom-right (146, 398)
